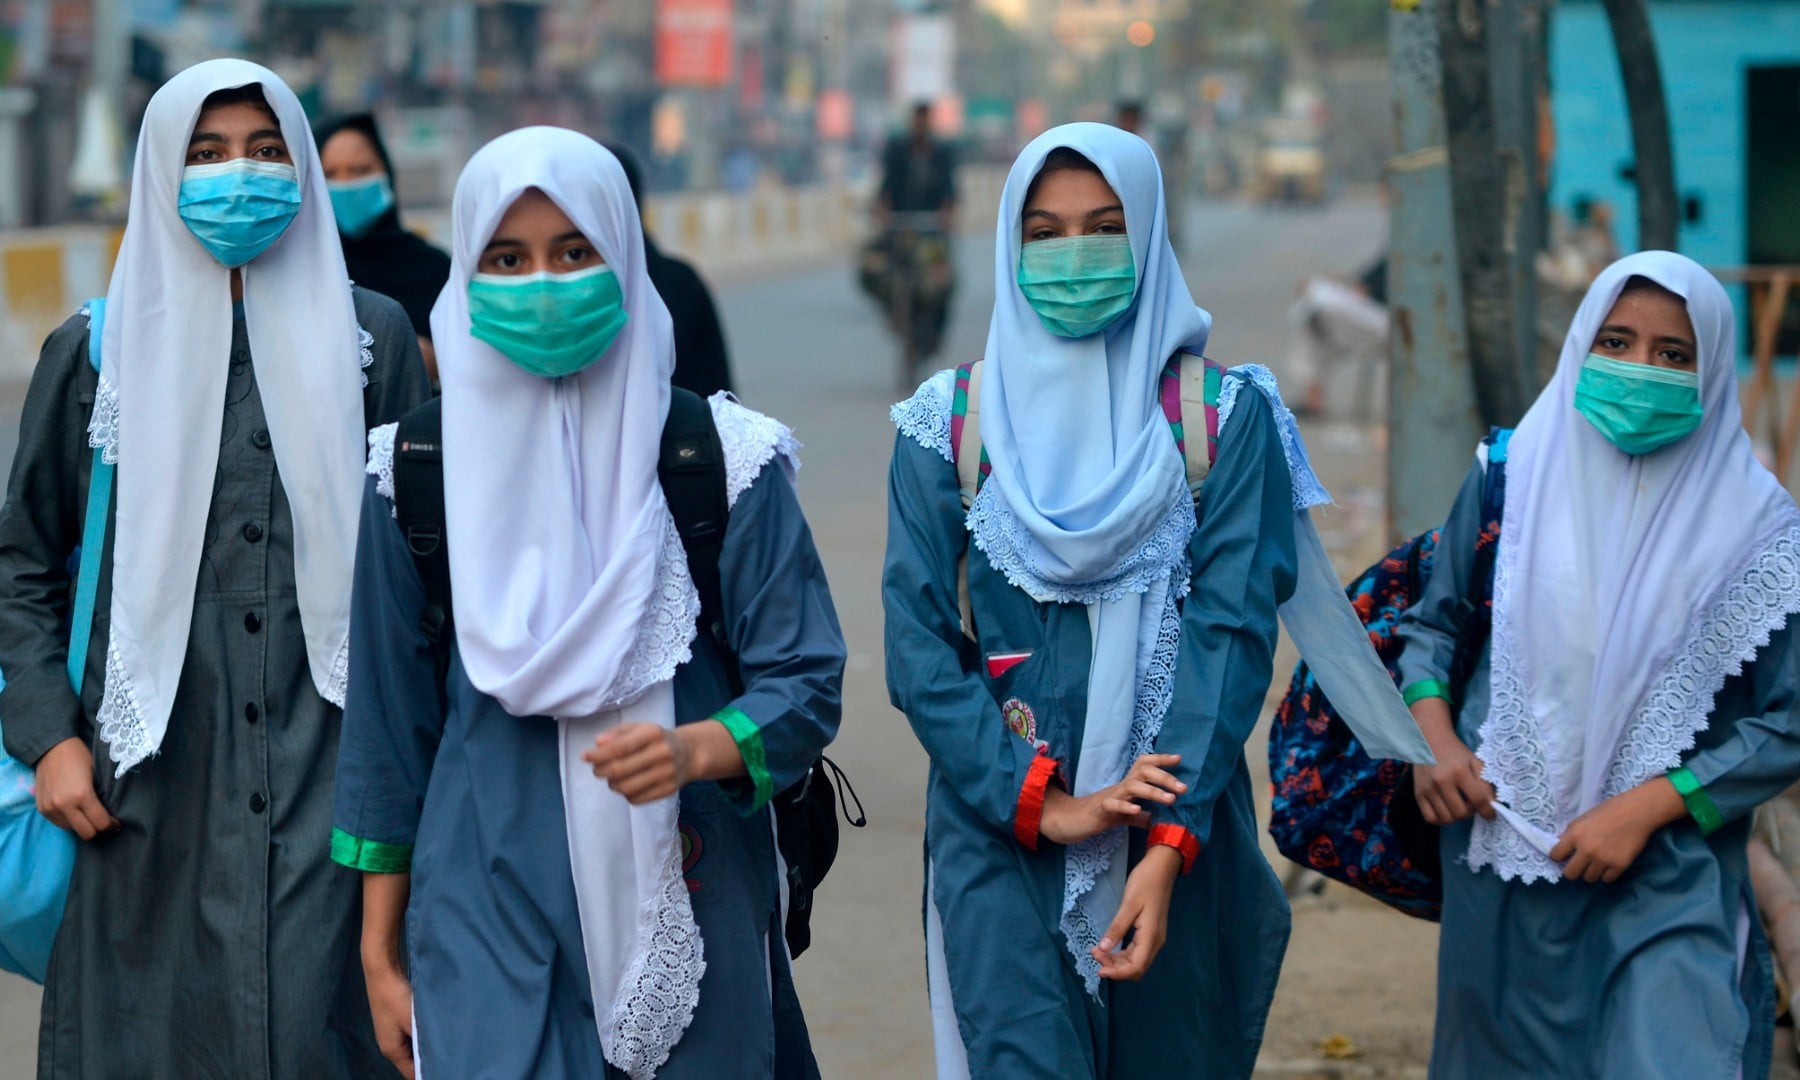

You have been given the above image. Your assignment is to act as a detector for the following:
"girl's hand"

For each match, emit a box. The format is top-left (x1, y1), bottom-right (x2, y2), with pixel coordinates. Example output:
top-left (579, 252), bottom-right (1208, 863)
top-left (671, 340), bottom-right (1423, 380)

top-left (1092, 844), bottom-right (1182, 981)
top-left (1549, 778), bottom-right (1688, 884)
top-left (1409, 697), bottom-right (1495, 825)
top-left (364, 956), bottom-right (415, 1078)
top-left (582, 723), bottom-right (694, 804)
top-left (1039, 754), bottom-right (1185, 847)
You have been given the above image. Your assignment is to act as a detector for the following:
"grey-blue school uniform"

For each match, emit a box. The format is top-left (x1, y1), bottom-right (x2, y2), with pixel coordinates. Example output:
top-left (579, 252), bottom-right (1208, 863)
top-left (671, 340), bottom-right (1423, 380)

top-left (331, 443), bottom-right (845, 1078)
top-left (884, 378), bottom-right (1296, 1078)
top-left (1396, 460), bottom-right (1800, 1080)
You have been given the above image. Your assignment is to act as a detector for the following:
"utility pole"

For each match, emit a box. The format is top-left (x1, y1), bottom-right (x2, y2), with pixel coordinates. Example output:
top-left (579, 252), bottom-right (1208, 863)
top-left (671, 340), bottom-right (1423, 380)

top-left (1600, 0), bottom-right (1677, 250)
top-left (1385, 0), bottom-right (1484, 540)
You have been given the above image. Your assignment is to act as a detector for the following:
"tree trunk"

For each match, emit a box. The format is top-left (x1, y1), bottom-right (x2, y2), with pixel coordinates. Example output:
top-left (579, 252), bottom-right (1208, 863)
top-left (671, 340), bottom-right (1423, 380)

top-left (1600, 0), bottom-right (1679, 251)
top-left (1436, 0), bottom-right (1532, 427)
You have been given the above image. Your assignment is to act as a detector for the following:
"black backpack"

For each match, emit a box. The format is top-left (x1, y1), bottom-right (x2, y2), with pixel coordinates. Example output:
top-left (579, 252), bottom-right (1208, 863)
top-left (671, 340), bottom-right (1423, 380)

top-left (391, 389), bottom-right (863, 958)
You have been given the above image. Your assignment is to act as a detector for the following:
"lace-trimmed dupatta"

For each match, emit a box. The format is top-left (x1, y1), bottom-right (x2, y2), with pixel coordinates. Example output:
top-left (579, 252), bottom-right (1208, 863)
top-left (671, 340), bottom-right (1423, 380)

top-left (89, 59), bottom-right (366, 774)
top-left (430, 128), bottom-right (703, 1079)
top-left (1470, 251), bottom-right (1800, 883)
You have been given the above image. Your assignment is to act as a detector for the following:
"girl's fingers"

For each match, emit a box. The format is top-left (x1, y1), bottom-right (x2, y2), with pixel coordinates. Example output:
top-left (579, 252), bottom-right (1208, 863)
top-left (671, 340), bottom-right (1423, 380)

top-left (1125, 780), bottom-right (1177, 805)
top-left (1562, 853), bottom-right (1589, 881)
top-left (1601, 866), bottom-right (1623, 885)
top-left (1548, 837), bottom-right (1574, 863)
top-left (1130, 766), bottom-right (1187, 794)
top-left (1101, 797), bottom-right (1143, 818)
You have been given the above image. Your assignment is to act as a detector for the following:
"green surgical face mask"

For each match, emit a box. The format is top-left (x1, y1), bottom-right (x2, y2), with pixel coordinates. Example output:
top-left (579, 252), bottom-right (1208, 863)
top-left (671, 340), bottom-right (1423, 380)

top-left (1572, 352), bottom-right (1703, 455)
top-left (1016, 234), bottom-right (1137, 338)
top-left (467, 265), bottom-right (628, 378)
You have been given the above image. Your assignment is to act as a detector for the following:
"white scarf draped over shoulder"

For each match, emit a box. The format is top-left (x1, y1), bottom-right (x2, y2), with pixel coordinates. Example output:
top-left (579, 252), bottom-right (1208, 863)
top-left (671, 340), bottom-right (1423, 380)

top-left (91, 59), bottom-right (367, 774)
top-left (430, 127), bottom-right (707, 1079)
top-left (1471, 251), bottom-right (1800, 883)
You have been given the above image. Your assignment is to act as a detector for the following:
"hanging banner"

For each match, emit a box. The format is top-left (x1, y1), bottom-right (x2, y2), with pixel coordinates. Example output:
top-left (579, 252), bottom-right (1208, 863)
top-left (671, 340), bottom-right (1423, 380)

top-left (890, 12), bottom-right (954, 106)
top-left (655, 0), bottom-right (735, 89)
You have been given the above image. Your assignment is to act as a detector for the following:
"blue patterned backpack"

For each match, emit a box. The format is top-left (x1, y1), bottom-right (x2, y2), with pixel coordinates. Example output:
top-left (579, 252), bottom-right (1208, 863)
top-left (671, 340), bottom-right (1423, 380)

top-left (1267, 429), bottom-right (1510, 921)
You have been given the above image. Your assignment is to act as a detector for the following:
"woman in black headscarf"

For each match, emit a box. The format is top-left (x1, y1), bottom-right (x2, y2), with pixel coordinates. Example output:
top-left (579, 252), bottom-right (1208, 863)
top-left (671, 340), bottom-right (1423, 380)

top-left (317, 113), bottom-right (453, 381)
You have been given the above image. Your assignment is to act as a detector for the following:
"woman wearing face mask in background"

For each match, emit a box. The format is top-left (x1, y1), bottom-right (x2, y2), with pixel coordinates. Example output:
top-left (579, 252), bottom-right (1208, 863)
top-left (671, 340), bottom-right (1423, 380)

top-left (0, 59), bottom-right (430, 1078)
top-left (332, 128), bottom-right (844, 1079)
top-left (317, 113), bottom-right (452, 383)
top-left (884, 123), bottom-right (1424, 1078)
top-left (1396, 252), bottom-right (1800, 1079)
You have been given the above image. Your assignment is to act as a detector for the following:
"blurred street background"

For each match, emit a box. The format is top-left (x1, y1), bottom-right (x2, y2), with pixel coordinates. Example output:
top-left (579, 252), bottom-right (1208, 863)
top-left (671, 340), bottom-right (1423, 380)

top-left (2, 0), bottom-right (1800, 1077)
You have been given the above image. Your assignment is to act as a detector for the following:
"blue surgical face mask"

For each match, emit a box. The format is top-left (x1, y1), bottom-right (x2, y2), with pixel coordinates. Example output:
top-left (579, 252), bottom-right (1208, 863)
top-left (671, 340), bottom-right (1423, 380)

top-left (1573, 352), bottom-right (1704, 455)
top-left (467, 264), bottom-right (629, 378)
top-left (1016, 234), bottom-right (1138, 338)
top-left (178, 159), bottom-right (303, 268)
top-left (327, 173), bottom-right (394, 238)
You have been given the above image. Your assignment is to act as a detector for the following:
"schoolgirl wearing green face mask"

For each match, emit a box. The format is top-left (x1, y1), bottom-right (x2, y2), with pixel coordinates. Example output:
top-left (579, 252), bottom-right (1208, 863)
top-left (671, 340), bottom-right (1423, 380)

top-left (886, 123), bottom-right (1418, 1078)
top-left (1394, 252), bottom-right (1800, 1079)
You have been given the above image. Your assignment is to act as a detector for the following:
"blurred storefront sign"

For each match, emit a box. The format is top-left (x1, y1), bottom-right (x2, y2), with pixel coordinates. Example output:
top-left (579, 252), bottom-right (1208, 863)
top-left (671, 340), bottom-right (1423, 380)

top-left (890, 10), bottom-right (953, 106)
top-left (656, 0), bottom-right (734, 89)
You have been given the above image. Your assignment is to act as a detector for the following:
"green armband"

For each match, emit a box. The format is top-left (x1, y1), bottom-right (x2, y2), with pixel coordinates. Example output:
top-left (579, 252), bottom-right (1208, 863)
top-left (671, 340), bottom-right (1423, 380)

top-left (714, 705), bottom-right (774, 812)
top-left (1667, 767), bottom-right (1725, 837)
top-left (1402, 679), bottom-right (1452, 707)
top-left (330, 827), bottom-right (414, 873)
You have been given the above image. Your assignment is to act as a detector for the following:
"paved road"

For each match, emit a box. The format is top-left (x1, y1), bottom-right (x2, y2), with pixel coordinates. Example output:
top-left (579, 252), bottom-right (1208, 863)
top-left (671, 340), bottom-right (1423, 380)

top-left (0, 194), bottom-right (1390, 1078)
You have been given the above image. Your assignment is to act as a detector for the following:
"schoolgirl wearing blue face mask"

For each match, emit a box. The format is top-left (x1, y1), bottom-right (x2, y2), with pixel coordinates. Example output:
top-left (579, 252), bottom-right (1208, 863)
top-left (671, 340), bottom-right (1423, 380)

top-left (0, 59), bottom-right (431, 1077)
top-left (317, 113), bottom-right (453, 384)
top-left (884, 124), bottom-right (1423, 1078)
top-left (1395, 252), bottom-right (1800, 1079)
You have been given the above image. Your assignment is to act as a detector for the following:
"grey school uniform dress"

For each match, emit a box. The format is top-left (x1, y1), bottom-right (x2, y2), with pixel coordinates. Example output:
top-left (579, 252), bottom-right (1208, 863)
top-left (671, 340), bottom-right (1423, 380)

top-left (884, 375), bottom-right (1295, 1078)
top-left (1396, 460), bottom-right (1800, 1080)
top-left (0, 289), bottom-right (431, 1079)
top-left (331, 412), bottom-right (845, 1078)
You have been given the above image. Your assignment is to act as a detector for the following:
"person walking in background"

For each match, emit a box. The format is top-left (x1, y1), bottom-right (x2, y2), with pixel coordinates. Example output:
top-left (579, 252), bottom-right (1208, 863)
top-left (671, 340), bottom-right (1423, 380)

top-left (1398, 252), bottom-right (1800, 1079)
top-left (332, 128), bottom-right (844, 1078)
top-left (0, 59), bottom-right (429, 1078)
top-left (877, 102), bottom-right (957, 231)
top-left (885, 123), bottom-right (1419, 1078)
top-left (610, 141), bottom-right (736, 398)
top-left (317, 112), bottom-right (452, 384)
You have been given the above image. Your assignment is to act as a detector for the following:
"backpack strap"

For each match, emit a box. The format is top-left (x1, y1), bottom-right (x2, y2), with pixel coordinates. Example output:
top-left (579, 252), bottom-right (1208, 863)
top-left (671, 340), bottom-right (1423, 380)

top-left (1161, 352), bottom-right (1223, 496)
top-left (68, 299), bottom-right (112, 693)
top-left (951, 361), bottom-right (988, 510)
top-left (392, 397), bottom-right (452, 647)
top-left (658, 389), bottom-right (739, 687)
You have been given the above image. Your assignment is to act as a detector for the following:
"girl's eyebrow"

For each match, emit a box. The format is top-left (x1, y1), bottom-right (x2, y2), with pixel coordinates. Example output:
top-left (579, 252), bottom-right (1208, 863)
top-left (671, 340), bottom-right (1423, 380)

top-left (1656, 334), bottom-right (1697, 350)
top-left (1597, 324), bottom-right (1637, 337)
top-left (1023, 208), bottom-right (1061, 223)
top-left (1085, 205), bottom-right (1124, 220)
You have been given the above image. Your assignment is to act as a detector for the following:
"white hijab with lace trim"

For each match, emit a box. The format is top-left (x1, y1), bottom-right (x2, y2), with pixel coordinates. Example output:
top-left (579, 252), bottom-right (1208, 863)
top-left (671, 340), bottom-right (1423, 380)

top-left (1471, 251), bottom-right (1800, 882)
top-left (430, 127), bottom-right (702, 1079)
top-left (89, 59), bottom-right (365, 775)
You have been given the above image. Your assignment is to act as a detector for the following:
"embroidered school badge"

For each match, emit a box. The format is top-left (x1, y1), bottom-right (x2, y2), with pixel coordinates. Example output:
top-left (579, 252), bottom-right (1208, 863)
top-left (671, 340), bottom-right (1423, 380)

top-left (1002, 698), bottom-right (1038, 744)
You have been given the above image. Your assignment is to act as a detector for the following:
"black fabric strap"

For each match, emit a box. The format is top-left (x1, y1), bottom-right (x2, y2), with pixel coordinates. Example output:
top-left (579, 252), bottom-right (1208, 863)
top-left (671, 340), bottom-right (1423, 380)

top-left (393, 397), bottom-right (452, 646)
top-left (658, 388), bottom-right (739, 691)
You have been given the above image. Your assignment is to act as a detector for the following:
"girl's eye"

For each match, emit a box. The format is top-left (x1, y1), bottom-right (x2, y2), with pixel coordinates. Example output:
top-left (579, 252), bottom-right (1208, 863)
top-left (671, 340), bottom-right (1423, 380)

top-left (495, 253), bottom-right (520, 269)
top-left (1599, 336), bottom-right (1626, 350)
top-left (1663, 350), bottom-right (1693, 365)
top-left (560, 246), bottom-right (593, 264)
top-left (1092, 222), bottom-right (1123, 235)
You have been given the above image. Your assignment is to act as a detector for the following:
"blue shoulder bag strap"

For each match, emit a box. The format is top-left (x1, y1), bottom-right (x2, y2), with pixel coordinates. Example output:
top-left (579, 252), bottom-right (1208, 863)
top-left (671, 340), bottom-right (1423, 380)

top-left (68, 298), bottom-right (112, 693)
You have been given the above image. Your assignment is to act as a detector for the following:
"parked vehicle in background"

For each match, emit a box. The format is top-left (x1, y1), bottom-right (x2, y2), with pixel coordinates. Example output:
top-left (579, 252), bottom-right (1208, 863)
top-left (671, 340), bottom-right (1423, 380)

top-left (1255, 116), bottom-right (1327, 205)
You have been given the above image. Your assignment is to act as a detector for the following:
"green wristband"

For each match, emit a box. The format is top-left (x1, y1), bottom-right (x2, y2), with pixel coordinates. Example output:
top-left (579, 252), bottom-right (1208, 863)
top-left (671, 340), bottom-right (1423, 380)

top-left (714, 705), bottom-right (774, 812)
top-left (1403, 679), bottom-right (1452, 707)
top-left (1667, 767), bottom-right (1726, 836)
top-left (330, 827), bottom-right (414, 873)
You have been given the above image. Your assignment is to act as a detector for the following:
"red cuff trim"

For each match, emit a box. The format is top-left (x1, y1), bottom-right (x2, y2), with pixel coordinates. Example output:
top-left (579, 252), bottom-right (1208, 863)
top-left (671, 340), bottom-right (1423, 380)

top-left (1148, 824), bottom-right (1201, 875)
top-left (1014, 752), bottom-right (1058, 850)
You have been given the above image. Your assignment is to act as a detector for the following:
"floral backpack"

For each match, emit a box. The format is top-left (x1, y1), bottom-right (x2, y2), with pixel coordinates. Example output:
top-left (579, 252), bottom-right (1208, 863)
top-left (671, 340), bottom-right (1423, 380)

top-left (1267, 428), bottom-right (1511, 921)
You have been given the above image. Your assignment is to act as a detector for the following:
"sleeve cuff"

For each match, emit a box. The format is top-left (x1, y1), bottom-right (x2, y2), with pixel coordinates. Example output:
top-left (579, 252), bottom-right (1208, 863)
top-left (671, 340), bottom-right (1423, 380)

top-left (1147, 824), bottom-right (1201, 875)
top-left (1403, 679), bottom-right (1452, 707)
top-left (1667, 766), bottom-right (1726, 836)
top-left (330, 827), bottom-right (414, 873)
top-left (1014, 751), bottom-right (1058, 850)
top-left (714, 705), bottom-right (774, 813)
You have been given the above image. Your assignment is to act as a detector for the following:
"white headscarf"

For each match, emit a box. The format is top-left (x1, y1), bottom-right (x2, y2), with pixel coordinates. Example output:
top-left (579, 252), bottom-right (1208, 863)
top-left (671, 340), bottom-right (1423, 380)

top-left (431, 127), bottom-right (703, 1079)
top-left (89, 59), bottom-right (366, 774)
top-left (1471, 251), bottom-right (1800, 882)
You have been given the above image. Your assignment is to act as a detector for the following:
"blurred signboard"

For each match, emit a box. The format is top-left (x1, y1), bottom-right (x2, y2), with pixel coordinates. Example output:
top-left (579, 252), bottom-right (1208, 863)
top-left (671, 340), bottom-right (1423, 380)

top-left (655, 0), bottom-right (734, 89)
top-left (890, 12), bottom-right (953, 105)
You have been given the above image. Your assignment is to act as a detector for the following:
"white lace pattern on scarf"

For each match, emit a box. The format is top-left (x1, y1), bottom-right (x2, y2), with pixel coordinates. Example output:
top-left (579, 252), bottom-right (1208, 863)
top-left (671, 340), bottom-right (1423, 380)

top-left (1058, 571), bottom-right (1186, 991)
top-left (1216, 365), bottom-right (1331, 510)
top-left (890, 368), bottom-right (957, 463)
top-left (367, 423), bottom-right (398, 509)
top-left (708, 393), bottom-right (802, 505)
top-left (604, 833), bottom-right (708, 1080)
top-left (1470, 516), bottom-right (1800, 882)
top-left (94, 637), bottom-right (150, 775)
